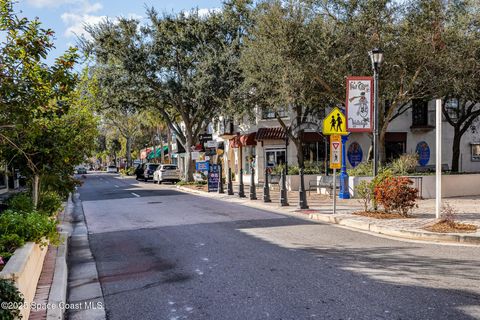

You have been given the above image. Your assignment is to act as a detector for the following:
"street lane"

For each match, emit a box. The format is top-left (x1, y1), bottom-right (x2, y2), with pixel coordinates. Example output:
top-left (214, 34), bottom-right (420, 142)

top-left (76, 174), bottom-right (480, 320)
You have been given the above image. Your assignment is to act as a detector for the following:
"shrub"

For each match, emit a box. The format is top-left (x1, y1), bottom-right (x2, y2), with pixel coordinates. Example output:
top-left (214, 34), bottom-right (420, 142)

top-left (0, 234), bottom-right (25, 261)
top-left (355, 180), bottom-right (374, 212)
top-left (0, 279), bottom-right (24, 320)
top-left (347, 161), bottom-right (373, 176)
top-left (0, 211), bottom-right (60, 250)
top-left (37, 191), bottom-right (63, 216)
top-left (389, 153), bottom-right (418, 175)
top-left (7, 193), bottom-right (33, 213)
top-left (373, 176), bottom-right (418, 216)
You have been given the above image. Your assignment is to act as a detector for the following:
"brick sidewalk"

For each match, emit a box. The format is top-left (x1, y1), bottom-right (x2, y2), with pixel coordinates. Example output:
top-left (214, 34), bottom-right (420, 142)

top-left (29, 245), bottom-right (57, 320)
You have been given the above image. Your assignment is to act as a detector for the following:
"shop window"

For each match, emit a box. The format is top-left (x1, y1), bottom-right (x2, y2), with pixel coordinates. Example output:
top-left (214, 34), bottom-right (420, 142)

top-left (411, 99), bottom-right (429, 127)
top-left (445, 98), bottom-right (459, 120)
top-left (385, 132), bottom-right (407, 161)
top-left (265, 149), bottom-right (286, 168)
top-left (303, 142), bottom-right (326, 164)
top-left (244, 146), bottom-right (256, 174)
top-left (262, 108), bottom-right (288, 119)
top-left (472, 144), bottom-right (480, 161)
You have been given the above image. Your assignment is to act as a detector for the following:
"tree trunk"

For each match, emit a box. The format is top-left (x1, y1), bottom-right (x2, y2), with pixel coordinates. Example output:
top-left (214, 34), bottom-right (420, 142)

top-left (295, 138), bottom-right (304, 169)
top-left (159, 131), bottom-right (164, 164)
top-left (184, 136), bottom-right (195, 182)
top-left (451, 129), bottom-right (461, 172)
top-left (167, 127), bottom-right (172, 164)
top-left (32, 174), bottom-right (40, 208)
top-left (126, 136), bottom-right (132, 169)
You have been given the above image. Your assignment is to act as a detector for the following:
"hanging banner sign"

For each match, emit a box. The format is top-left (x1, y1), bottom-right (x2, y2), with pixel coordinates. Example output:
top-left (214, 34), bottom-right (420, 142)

top-left (330, 134), bottom-right (342, 169)
top-left (346, 76), bottom-right (374, 132)
top-left (323, 107), bottom-right (347, 136)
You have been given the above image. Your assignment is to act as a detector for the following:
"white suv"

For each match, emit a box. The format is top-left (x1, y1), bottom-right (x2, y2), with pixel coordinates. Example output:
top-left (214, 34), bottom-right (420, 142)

top-left (153, 165), bottom-right (180, 184)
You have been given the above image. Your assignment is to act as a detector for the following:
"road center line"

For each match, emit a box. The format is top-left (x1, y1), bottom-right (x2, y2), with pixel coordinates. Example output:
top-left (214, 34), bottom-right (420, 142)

top-left (131, 192), bottom-right (140, 197)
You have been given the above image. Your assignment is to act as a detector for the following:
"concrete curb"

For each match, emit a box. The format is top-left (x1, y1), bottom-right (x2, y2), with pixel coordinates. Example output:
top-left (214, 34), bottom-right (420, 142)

top-left (46, 193), bottom-right (73, 320)
top-left (46, 232), bottom-right (68, 320)
top-left (176, 185), bottom-right (480, 246)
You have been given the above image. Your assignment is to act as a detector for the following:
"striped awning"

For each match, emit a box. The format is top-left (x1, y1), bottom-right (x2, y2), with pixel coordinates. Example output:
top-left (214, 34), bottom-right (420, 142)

top-left (255, 127), bottom-right (287, 141)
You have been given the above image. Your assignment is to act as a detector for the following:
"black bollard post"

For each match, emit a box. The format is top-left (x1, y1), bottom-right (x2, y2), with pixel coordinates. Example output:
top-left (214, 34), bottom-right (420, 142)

top-left (227, 167), bottom-right (234, 195)
top-left (280, 167), bottom-right (289, 206)
top-left (298, 166), bottom-right (309, 209)
top-left (249, 167), bottom-right (257, 200)
top-left (218, 164), bottom-right (224, 194)
top-left (238, 168), bottom-right (246, 198)
top-left (263, 168), bottom-right (271, 203)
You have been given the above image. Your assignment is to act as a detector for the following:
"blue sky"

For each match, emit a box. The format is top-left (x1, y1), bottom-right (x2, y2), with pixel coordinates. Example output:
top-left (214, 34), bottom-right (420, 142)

top-left (16, 0), bottom-right (223, 65)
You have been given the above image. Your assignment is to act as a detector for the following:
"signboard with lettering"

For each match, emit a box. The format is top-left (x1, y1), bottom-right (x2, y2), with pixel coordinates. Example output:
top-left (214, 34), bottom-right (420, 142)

top-left (199, 134), bottom-right (213, 143)
top-left (347, 142), bottom-right (363, 167)
top-left (346, 77), bottom-right (373, 132)
top-left (330, 135), bottom-right (342, 169)
top-left (195, 161), bottom-right (209, 172)
top-left (208, 164), bottom-right (220, 192)
top-left (416, 141), bottom-right (430, 166)
top-left (322, 107), bottom-right (347, 136)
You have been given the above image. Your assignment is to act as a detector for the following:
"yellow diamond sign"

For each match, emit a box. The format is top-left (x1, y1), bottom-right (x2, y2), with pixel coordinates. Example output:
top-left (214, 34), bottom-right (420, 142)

top-left (323, 107), bottom-right (348, 135)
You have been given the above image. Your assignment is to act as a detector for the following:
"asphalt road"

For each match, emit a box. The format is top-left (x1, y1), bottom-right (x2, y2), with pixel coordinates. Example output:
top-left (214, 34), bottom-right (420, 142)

top-left (73, 173), bottom-right (480, 320)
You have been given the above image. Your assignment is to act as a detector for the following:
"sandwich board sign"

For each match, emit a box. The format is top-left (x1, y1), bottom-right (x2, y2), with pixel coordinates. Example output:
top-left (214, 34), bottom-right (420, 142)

top-left (323, 107), bottom-right (347, 136)
top-left (330, 134), bottom-right (342, 169)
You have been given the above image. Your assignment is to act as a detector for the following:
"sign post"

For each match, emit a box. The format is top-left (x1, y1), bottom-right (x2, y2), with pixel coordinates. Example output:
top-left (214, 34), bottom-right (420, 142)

top-left (208, 164), bottom-right (220, 193)
top-left (330, 134), bottom-right (341, 214)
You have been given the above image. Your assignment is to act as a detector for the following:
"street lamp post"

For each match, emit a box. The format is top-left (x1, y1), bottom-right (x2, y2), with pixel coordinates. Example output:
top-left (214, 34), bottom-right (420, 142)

top-left (369, 48), bottom-right (384, 177)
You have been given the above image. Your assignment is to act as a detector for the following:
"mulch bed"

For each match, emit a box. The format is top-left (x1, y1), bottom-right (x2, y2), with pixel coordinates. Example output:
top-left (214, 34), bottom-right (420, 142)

top-left (424, 220), bottom-right (478, 233)
top-left (352, 211), bottom-right (412, 219)
top-left (181, 184), bottom-right (209, 192)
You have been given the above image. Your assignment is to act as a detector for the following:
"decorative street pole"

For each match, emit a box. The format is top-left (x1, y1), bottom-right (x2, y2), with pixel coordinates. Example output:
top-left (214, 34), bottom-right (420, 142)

top-left (298, 166), bottom-right (309, 209)
top-left (249, 166), bottom-right (257, 200)
top-left (218, 164), bottom-right (224, 194)
top-left (263, 168), bottom-right (271, 202)
top-left (227, 167), bottom-right (234, 195)
top-left (280, 167), bottom-right (289, 206)
top-left (238, 139), bottom-right (246, 198)
top-left (339, 135), bottom-right (350, 199)
top-left (369, 47), bottom-right (384, 177)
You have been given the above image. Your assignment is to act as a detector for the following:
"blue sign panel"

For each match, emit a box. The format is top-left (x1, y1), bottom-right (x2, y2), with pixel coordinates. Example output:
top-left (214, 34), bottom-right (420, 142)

top-left (195, 161), bottom-right (209, 172)
top-left (347, 142), bottom-right (363, 167)
top-left (416, 141), bottom-right (430, 166)
top-left (208, 164), bottom-right (220, 192)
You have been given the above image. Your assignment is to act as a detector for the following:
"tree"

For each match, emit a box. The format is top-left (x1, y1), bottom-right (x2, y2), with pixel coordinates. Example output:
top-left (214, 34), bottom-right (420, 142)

top-left (241, 0), bottom-right (329, 171)
top-left (0, 0), bottom-right (81, 205)
top-left (435, 1), bottom-right (480, 172)
top-left (84, 2), bottom-right (249, 180)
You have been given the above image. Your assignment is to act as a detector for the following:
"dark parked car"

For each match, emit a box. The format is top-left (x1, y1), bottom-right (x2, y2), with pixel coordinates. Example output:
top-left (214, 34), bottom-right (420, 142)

top-left (77, 167), bottom-right (87, 174)
top-left (142, 163), bottom-right (159, 182)
top-left (135, 163), bottom-right (159, 182)
top-left (135, 164), bottom-right (145, 180)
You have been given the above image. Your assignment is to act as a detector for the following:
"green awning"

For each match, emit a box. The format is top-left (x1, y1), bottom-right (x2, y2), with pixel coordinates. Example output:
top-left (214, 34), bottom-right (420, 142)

top-left (147, 146), bottom-right (169, 159)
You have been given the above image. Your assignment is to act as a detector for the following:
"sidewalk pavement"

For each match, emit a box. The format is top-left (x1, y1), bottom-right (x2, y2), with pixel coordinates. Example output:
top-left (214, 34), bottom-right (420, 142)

top-left (175, 183), bottom-right (480, 245)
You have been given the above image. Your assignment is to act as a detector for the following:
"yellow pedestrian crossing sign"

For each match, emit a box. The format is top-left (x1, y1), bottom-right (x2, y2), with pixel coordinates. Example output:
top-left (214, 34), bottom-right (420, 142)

top-left (330, 134), bottom-right (342, 169)
top-left (323, 107), bottom-right (348, 135)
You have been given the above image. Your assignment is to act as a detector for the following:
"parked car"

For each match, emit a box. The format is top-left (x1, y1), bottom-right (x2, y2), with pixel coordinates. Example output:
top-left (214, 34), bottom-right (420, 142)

top-left (142, 163), bottom-right (160, 182)
top-left (135, 163), bottom-right (145, 180)
top-left (153, 164), bottom-right (181, 184)
top-left (106, 165), bottom-right (118, 173)
top-left (76, 167), bottom-right (87, 174)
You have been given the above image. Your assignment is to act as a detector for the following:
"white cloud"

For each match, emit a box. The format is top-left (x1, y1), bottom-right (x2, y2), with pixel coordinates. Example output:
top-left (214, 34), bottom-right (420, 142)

top-left (59, 0), bottom-right (104, 39)
top-left (197, 8), bottom-right (221, 17)
top-left (61, 12), bottom-right (106, 39)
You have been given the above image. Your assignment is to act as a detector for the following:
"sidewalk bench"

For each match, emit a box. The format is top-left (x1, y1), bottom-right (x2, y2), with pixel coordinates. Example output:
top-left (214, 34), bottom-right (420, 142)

top-left (308, 176), bottom-right (339, 196)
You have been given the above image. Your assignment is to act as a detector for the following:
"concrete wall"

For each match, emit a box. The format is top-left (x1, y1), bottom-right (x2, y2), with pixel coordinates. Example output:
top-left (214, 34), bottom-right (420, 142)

top-left (349, 174), bottom-right (480, 199)
top-left (0, 242), bottom-right (48, 320)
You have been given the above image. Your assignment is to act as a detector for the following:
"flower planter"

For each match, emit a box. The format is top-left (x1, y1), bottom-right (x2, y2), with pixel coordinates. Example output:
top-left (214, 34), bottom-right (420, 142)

top-left (0, 242), bottom-right (48, 320)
